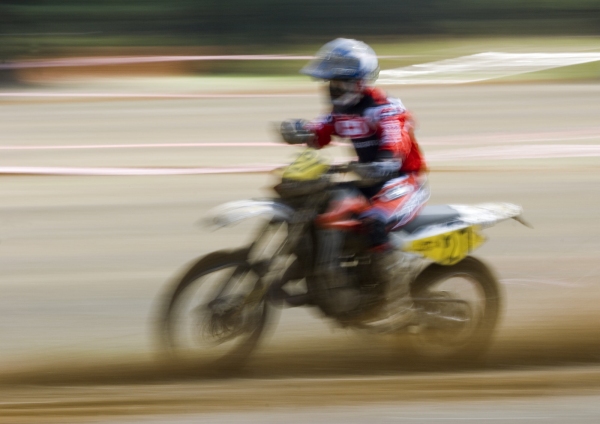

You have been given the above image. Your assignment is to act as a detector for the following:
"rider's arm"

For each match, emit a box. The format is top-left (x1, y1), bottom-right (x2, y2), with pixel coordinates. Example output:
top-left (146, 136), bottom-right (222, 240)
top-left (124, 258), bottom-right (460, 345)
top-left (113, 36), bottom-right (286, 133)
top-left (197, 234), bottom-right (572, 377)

top-left (379, 111), bottom-right (414, 160)
top-left (305, 114), bottom-right (336, 148)
top-left (349, 106), bottom-right (414, 184)
top-left (349, 150), bottom-right (401, 184)
top-left (280, 115), bottom-right (335, 149)
top-left (380, 109), bottom-right (426, 174)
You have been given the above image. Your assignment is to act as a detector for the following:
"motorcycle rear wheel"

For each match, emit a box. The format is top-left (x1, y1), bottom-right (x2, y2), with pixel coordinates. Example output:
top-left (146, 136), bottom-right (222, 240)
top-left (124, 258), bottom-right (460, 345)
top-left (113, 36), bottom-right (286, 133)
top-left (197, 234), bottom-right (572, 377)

top-left (157, 248), bottom-right (269, 370)
top-left (407, 256), bottom-right (501, 365)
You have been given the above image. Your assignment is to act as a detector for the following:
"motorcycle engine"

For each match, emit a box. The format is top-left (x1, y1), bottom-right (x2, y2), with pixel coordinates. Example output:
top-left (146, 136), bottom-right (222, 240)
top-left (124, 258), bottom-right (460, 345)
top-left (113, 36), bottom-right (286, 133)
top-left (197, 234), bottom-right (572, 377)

top-left (315, 231), bottom-right (385, 321)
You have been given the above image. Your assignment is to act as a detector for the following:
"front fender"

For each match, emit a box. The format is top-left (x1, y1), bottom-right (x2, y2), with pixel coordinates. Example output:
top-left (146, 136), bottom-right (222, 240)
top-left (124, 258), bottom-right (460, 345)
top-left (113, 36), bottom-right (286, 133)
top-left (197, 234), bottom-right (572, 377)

top-left (204, 199), bottom-right (295, 229)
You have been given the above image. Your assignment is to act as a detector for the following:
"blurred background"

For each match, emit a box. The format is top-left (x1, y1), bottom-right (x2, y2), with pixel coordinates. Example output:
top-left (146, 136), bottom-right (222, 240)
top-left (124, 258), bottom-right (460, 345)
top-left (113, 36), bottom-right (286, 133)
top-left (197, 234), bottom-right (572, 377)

top-left (1, 1), bottom-right (600, 423)
top-left (1, 0), bottom-right (600, 79)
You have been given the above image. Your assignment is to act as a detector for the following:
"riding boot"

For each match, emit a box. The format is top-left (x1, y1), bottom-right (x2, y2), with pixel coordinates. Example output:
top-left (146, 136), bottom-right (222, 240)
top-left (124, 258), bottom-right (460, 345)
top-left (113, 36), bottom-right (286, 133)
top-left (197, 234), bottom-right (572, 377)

top-left (371, 249), bottom-right (414, 321)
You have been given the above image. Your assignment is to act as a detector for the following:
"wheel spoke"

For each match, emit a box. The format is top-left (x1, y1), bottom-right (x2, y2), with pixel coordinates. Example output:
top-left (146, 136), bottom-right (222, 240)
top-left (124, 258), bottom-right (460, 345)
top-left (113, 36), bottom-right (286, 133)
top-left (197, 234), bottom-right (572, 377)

top-left (159, 250), bottom-right (269, 367)
top-left (407, 257), bottom-right (501, 363)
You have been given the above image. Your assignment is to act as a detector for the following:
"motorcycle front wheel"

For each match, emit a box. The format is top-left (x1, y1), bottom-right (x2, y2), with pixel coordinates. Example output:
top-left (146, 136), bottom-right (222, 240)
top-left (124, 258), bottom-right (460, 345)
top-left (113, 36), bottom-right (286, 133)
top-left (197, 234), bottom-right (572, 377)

top-left (407, 256), bottom-right (501, 365)
top-left (157, 248), bottom-right (269, 369)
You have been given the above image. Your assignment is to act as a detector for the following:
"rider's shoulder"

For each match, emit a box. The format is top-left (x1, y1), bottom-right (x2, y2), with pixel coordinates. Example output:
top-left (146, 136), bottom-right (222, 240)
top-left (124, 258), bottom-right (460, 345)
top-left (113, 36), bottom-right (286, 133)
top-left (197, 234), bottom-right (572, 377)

top-left (363, 87), bottom-right (389, 104)
top-left (363, 88), bottom-right (407, 121)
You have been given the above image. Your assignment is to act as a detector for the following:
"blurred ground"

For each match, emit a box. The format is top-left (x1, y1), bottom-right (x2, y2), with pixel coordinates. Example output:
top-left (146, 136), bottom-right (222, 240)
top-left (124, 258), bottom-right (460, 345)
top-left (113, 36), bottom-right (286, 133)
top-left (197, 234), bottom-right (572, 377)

top-left (0, 81), bottom-right (599, 421)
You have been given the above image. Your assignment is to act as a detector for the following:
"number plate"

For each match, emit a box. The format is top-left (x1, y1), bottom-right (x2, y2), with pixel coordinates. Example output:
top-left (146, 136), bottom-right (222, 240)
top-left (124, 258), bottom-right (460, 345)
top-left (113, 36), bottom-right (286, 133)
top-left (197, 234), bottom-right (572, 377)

top-left (404, 226), bottom-right (485, 265)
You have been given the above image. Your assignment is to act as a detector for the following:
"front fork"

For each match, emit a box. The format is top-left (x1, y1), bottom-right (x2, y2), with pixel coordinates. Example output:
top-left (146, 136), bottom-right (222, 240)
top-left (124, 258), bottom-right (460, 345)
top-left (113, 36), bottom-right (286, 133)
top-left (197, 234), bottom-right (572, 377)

top-left (244, 219), bottom-right (304, 303)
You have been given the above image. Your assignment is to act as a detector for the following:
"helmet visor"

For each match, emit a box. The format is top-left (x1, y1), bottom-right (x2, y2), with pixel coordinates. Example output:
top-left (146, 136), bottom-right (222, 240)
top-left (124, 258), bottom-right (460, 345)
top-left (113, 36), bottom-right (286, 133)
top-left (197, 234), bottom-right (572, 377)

top-left (301, 54), bottom-right (361, 80)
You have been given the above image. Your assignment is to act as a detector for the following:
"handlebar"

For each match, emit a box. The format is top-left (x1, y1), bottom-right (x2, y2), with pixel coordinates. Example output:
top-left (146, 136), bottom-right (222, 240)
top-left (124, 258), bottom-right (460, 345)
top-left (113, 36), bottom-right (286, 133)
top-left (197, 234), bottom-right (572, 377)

top-left (327, 163), bottom-right (351, 174)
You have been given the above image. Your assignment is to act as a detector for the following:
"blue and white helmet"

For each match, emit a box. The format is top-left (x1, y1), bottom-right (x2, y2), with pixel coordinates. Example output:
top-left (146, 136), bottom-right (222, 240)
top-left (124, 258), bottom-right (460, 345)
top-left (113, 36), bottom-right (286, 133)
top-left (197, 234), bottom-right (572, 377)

top-left (301, 38), bottom-right (380, 107)
top-left (300, 38), bottom-right (380, 83)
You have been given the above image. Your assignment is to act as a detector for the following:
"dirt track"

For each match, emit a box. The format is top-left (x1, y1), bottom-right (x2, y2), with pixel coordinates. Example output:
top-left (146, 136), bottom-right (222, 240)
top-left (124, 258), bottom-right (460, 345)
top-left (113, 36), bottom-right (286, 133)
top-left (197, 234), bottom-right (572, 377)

top-left (0, 82), bottom-right (599, 422)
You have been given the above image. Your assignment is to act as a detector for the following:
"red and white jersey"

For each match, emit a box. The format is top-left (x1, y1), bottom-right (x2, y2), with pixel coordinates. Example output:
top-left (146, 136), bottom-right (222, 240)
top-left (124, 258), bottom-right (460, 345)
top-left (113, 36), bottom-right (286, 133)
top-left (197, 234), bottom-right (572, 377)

top-left (306, 87), bottom-right (426, 174)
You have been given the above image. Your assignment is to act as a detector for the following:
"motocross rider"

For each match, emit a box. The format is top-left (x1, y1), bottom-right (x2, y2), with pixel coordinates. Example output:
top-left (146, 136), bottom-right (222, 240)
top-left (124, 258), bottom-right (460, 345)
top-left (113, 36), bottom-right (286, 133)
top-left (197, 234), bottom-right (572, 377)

top-left (280, 38), bottom-right (430, 314)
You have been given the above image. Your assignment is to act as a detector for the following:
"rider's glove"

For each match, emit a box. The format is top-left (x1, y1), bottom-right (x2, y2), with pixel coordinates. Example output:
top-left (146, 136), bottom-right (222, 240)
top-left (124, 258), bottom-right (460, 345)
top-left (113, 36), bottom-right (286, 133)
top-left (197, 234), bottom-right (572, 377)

top-left (349, 160), bottom-right (401, 185)
top-left (280, 119), bottom-right (316, 145)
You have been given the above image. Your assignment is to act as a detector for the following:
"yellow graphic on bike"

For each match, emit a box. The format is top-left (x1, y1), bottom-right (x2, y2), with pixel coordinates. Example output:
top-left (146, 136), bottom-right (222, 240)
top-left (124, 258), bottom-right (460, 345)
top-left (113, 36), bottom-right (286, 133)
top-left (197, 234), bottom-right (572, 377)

top-left (405, 226), bottom-right (485, 265)
top-left (282, 149), bottom-right (330, 181)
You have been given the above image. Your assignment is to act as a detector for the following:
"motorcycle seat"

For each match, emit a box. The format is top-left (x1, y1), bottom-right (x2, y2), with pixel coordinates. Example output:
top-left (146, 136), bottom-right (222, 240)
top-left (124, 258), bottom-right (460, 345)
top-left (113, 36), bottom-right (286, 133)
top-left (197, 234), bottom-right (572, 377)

top-left (398, 205), bottom-right (461, 234)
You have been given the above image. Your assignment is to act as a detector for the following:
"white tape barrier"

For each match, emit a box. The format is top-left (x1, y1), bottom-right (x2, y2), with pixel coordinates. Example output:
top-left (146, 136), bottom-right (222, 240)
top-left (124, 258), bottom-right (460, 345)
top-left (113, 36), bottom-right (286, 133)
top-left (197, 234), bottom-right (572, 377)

top-left (0, 92), bottom-right (314, 99)
top-left (0, 144), bottom-right (598, 176)
top-left (0, 165), bottom-right (279, 176)
top-left (428, 144), bottom-right (600, 161)
top-left (0, 55), bottom-right (405, 70)
top-left (1, 127), bottom-right (598, 151)
top-left (0, 142), bottom-right (290, 150)
top-left (0, 56), bottom-right (313, 70)
top-left (379, 52), bottom-right (600, 84)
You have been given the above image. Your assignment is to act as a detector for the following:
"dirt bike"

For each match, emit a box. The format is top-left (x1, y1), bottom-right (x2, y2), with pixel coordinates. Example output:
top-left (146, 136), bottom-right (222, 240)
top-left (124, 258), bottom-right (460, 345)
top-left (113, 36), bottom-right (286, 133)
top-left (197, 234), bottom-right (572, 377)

top-left (157, 148), bottom-right (527, 368)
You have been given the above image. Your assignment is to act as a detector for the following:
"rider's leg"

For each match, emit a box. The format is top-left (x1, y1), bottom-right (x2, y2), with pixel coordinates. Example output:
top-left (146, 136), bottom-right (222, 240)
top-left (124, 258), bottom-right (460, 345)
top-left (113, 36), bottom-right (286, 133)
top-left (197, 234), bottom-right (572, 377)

top-left (360, 212), bottom-right (408, 293)
top-left (360, 174), bottom-right (430, 303)
top-left (315, 185), bottom-right (369, 315)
